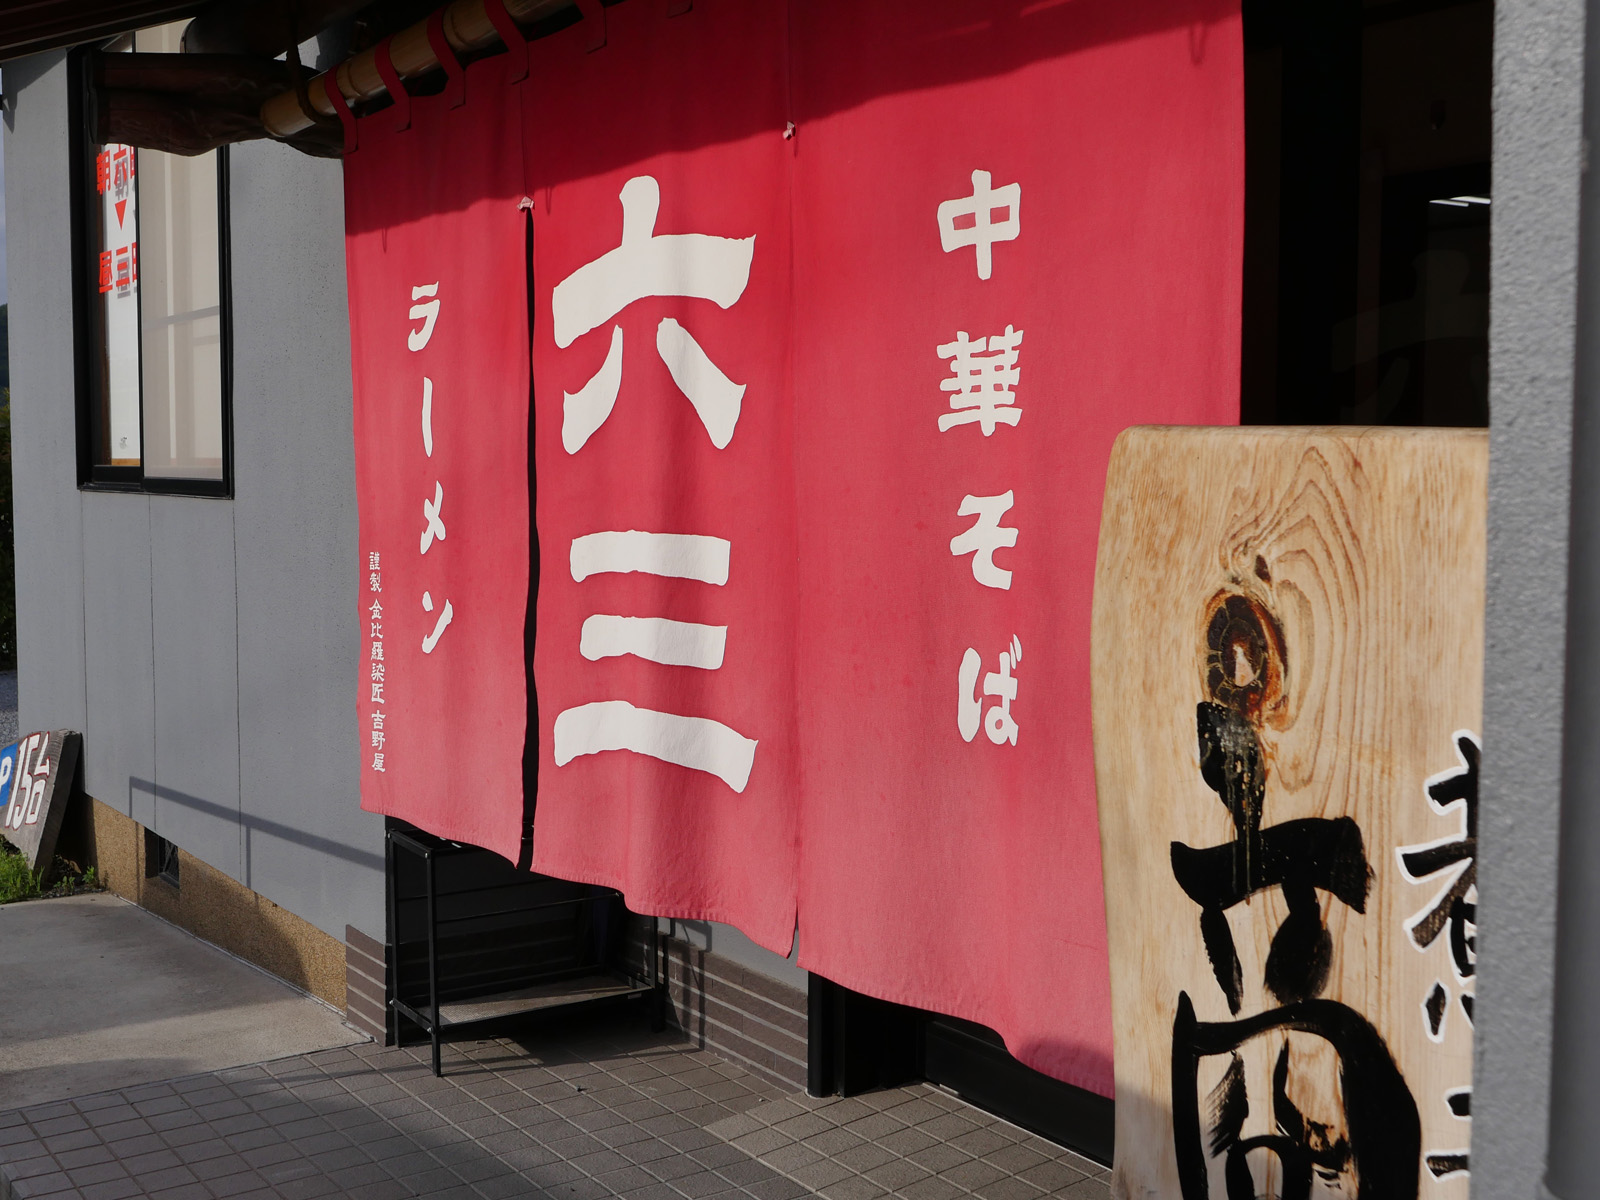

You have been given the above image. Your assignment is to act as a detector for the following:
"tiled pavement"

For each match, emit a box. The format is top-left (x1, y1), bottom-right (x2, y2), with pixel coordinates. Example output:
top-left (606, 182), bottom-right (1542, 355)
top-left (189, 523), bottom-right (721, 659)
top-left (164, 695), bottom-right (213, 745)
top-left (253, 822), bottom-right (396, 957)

top-left (0, 1012), bottom-right (1111, 1200)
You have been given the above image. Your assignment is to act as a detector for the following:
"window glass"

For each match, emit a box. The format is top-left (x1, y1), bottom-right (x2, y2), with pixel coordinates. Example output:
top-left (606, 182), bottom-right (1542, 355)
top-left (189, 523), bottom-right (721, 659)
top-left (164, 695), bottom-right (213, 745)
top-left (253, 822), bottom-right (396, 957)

top-left (136, 146), bottom-right (224, 480)
top-left (81, 20), bottom-right (229, 490)
top-left (133, 21), bottom-right (224, 482)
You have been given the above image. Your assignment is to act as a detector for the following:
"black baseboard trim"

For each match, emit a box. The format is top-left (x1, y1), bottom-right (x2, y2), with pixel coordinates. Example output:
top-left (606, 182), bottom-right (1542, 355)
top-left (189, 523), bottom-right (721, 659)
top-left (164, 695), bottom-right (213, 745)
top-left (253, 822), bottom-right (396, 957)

top-left (807, 974), bottom-right (1113, 1166)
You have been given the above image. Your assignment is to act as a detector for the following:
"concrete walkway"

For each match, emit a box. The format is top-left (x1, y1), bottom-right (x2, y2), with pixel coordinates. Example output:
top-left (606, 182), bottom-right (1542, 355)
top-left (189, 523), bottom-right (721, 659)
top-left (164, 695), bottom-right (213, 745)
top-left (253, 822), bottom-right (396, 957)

top-left (0, 895), bottom-right (361, 1110)
top-left (0, 894), bottom-right (1112, 1199)
top-left (0, 1014), bottom-right (1111, 1200)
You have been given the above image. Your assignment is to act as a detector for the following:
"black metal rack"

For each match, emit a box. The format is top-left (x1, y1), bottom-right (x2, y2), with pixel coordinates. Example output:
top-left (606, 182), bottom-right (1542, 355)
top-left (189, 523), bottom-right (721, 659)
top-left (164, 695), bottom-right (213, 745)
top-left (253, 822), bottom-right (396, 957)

top-left (386, 824), bottom-right (663, 1076)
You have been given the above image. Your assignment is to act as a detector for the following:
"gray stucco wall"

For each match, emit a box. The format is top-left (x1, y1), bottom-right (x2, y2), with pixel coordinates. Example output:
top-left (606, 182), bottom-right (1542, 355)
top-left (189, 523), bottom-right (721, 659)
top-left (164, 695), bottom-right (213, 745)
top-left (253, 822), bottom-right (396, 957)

top-left (2, 51), bottom-right (385, 945)
top-left (1478, 0), bottom-right (1586, 1196)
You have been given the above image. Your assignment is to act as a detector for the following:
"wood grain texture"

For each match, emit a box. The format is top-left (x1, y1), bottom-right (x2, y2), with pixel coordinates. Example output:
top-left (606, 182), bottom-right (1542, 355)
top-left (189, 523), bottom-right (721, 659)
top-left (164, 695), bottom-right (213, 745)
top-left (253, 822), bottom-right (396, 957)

top-left (1092, 427), bottom-right (1486, 1200)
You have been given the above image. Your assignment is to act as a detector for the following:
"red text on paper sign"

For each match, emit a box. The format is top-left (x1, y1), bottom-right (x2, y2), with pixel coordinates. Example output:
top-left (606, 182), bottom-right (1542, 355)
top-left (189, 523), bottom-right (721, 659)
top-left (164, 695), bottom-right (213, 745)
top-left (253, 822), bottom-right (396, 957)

top-left (938, 169), bottom-right (1025, 745)
top-left (96, 145), bottom-right (136, 196)
top-left (549, 174), bottom-right (759, 793)
top-left (97, 144), bottom-right (139, 296)
top-left (99, 244), bottom-right (139, 296)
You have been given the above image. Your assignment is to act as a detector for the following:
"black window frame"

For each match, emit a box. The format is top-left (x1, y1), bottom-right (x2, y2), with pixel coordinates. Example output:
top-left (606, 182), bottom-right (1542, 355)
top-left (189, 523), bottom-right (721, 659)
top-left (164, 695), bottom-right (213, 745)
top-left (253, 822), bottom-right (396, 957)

top-left (70, 46), bottom-right (235, 499)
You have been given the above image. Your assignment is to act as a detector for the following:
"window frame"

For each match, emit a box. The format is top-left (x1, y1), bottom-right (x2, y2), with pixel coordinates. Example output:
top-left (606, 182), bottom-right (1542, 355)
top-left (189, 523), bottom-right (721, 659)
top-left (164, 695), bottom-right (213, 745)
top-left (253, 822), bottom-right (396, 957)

top-left (71, 47), bottom-right (235, 499)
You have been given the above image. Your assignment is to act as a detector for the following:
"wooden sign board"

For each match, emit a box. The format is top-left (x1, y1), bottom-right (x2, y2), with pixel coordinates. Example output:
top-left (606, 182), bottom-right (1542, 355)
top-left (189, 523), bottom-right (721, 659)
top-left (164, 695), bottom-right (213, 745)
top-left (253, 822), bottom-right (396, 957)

top-left (0, 730), bottom-right (83, 876)
top-left (1091, 428), bottom-right (1484, 1200)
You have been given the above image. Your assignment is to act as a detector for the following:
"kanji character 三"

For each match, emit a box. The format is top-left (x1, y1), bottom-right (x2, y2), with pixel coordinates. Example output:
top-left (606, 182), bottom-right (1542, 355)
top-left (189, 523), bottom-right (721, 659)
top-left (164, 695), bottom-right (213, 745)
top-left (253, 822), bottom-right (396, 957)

top-left (937, 326), bottom-right (1024, 435)
top-left (556, 531), bottom-right (758, 793)
top-left (552, 175), bottom-right (755, 454)
top-left (936, 169), bottom-right (1021, 281)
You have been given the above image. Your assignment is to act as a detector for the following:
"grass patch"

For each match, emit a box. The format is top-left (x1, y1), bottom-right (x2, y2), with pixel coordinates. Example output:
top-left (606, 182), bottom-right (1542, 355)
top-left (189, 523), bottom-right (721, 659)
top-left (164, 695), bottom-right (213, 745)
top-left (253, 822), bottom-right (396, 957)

top-left (0, 839), bottom-right (103, 903)
top-left (0, 839), bottom-right (40, 902)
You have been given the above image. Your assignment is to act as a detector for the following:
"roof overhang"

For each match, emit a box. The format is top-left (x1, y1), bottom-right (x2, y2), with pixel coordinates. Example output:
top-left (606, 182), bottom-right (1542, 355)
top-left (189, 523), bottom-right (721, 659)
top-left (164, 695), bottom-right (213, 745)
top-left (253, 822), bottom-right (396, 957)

top-left (0, 0), bottom-right (208, 60)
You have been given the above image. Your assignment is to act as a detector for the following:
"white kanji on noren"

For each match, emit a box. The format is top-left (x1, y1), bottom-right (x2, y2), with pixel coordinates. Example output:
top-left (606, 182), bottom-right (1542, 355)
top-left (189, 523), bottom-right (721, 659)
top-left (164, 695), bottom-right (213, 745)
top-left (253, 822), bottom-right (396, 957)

top-left (938, 326), bottom-right (1024, 435)
top-left (937, 169), bottom-right (1020, 281)
top-left (420, 482), bottom-right (446, 554)
top-left (421, 377), bottom-right (434, 457)
top-left (421, 591), bottom-right (453, 654)
top-left (957, 636), bottom-right (1022, 745)
top-left (552, 175), bottom-right (755, 453)
top-left (407, 283), bottom-right (440, 351)
top-left (556, 530), bottom-right (758, 793)
top-left (950, 491), bottom-right (1018, 590)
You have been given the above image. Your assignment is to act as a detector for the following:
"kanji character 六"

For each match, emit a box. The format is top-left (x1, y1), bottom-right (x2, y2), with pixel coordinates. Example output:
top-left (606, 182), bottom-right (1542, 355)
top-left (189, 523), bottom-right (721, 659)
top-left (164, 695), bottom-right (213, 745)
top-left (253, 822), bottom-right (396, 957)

top-left (552, 175), bottom-right (754, 453)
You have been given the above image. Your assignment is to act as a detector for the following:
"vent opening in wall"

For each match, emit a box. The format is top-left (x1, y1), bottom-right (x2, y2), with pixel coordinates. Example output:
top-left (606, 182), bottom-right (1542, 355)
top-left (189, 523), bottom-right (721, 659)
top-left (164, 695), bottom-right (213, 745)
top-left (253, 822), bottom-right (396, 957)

top-left (144, 831), bottom-right (179, 888)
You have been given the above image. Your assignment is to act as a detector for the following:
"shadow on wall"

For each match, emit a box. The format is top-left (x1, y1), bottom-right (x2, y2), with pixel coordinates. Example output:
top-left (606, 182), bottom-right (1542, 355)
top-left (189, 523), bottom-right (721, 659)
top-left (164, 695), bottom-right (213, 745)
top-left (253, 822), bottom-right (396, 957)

top-left (53, 788), bottom-right (351, 1008)
top-left (128, 775), bottom-right (384, 873)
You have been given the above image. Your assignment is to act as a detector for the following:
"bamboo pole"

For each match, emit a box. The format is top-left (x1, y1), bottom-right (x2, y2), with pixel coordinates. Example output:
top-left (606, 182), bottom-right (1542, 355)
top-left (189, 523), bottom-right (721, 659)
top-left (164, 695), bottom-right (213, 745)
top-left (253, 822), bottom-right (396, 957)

top-left (259, 0), bottom-right (573, 139)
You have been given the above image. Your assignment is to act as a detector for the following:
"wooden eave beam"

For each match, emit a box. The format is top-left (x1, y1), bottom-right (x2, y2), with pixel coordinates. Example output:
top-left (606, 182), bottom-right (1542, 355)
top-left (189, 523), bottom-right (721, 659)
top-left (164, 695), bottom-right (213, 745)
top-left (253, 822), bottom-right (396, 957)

top-left (89, 50), bottom-right (295, 156)
top-left (258, 0), bottom-right (577, 141)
